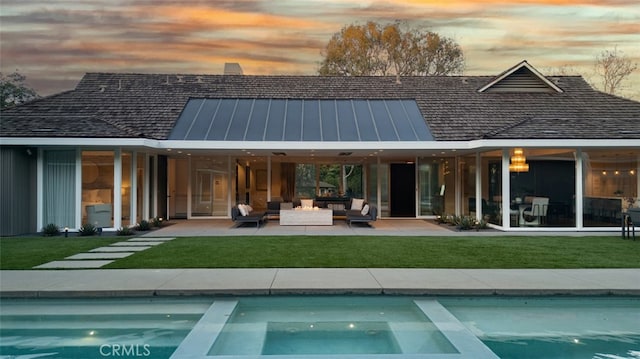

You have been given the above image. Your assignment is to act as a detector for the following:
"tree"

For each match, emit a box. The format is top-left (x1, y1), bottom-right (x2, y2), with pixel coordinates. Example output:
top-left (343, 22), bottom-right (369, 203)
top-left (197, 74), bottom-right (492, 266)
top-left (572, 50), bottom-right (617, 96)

top-left (0, 70), bottom-right (39, 110)
top-left (594, 47), bottom-right (637, 96)
top-left (319, 21), bottom-right (464, 77)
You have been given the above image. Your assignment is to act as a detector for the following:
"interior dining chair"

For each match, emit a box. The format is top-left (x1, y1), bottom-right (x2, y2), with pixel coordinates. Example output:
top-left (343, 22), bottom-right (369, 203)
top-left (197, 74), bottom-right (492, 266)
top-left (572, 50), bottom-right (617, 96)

top-left (522, 197), bottom-right (549, 226)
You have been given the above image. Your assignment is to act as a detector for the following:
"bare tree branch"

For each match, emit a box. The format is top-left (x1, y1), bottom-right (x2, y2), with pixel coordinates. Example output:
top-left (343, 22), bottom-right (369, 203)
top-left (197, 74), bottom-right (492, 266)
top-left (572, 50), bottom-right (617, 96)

top-left (594, 47), bottom-right (638, 95)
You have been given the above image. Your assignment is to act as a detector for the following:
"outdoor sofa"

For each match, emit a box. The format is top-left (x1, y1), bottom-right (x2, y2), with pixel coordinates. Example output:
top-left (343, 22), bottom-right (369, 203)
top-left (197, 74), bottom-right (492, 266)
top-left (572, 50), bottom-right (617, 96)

top-left (265, 198), bottom-right (377, 226)
top-left (267, 198), bottom-right (355, 218)
top-left (346, 205), bottom-right (377, 227)
top-left (231, 204), bottom-right (267, 228)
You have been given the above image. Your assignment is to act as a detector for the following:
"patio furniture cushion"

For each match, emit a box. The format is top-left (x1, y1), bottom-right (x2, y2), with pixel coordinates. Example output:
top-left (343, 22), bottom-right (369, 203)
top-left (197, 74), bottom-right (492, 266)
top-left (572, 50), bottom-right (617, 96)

top-left (351, 198), bottom-right (365, 211)
top-left (361, 204), bottom-right (370, 215)
top-left (238, 204), bottom-right (248, 216)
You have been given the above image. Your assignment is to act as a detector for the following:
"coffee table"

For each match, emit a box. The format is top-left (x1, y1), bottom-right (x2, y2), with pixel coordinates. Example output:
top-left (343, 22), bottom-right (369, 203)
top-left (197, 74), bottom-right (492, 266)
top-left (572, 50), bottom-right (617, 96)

top-left (279, 208), bottom-right (333, 226)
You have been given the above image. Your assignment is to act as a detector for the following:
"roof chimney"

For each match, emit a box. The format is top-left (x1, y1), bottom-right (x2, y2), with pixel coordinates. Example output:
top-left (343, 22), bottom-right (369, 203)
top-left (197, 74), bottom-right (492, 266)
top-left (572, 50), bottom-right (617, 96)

top-left (224, 63), bottom-right (243, 75)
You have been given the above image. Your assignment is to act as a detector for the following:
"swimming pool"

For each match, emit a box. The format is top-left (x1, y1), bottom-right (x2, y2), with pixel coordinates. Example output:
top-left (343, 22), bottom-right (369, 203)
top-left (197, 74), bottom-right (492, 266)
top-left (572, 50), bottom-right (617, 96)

top-left (1, 296), bottom-right (638, 359)
top-left (0, 297), bottom-right (211, 359)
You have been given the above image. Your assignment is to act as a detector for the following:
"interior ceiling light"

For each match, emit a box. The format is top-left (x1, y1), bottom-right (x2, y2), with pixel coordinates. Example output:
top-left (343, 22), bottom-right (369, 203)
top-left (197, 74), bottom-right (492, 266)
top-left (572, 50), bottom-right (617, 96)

top-left (509, 148), bottom-right (529, 172)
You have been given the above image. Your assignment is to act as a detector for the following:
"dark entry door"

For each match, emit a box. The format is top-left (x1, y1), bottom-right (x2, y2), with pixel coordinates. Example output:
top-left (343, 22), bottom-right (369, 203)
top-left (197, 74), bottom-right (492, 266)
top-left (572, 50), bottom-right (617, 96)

top-left (390, 163), bottom-right (415, 217)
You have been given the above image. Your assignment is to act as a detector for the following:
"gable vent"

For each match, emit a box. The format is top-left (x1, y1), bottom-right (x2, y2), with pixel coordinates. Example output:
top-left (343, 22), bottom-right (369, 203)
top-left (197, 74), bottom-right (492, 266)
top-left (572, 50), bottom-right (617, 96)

top-left (483, 67), bottom-right (555, 93)
top-left (478, 61), bottom-right (563, 94)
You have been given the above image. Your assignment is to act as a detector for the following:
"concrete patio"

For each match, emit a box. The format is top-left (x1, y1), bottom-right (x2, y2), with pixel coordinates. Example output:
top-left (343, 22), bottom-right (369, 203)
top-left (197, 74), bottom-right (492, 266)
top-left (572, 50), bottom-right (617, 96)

top-left (138, 218), bottom-right (622, 237)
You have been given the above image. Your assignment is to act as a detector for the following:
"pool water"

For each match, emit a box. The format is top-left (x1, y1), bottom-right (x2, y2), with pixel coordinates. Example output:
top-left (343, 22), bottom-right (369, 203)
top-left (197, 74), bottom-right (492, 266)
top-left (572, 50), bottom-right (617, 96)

top-left (0, 297), bottom-right (211, 359)
top-left (1, 296), bottom-right (639, 359)
top-left (207, 296), bottom-right (459, 356)
top-left (441, 297), bottom-right (640, 359)
top-left (262, 321), bottom-right (402, 354)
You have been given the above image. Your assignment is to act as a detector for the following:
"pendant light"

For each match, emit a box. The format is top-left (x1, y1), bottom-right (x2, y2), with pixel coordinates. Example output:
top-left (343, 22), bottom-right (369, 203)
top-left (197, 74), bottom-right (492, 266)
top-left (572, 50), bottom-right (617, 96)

top-left (509, 148), bottom-right (529, 172)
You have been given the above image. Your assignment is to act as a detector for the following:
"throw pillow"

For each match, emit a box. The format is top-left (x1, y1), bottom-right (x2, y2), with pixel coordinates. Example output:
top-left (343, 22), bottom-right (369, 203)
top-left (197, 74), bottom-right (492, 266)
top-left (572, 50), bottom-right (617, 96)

top-left (351, 198), bottom-right (364, 211)
top-left (361, 204), bottom-right (370, 216)
top-left (238, 204), bottom-right (248, 216)
top-left (301, 199), bottom-right (313, 208)
top-left (246, 205), bottom-right (253, 213)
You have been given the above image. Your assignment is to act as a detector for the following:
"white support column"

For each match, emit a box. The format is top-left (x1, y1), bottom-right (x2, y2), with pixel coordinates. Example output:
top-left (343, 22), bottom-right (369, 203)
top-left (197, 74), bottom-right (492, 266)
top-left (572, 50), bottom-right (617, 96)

top-left (377, 156), bottom-right (382, 217)
top-left (187, 155), bottom-right (193, 219)
top-left (143, 154), bottom-right (150, 221)
top-left (415, 155), bottom-right (419, 217)
top-left (227, 155), bottom-right (232, 218)
top-left (166, 158), bottom-right (171, 221)
top-left (113, 148), bottom-right (122, 229)
top-left (475, 152), bottom-right (482, 221)
top-left (36, 148), bottom-right (43, 231)
top-left (131, 153), bottom-right (138, 227)
top-left (636, 154), bottom-right (640, 205)
top-left (575, 149), bottom-right (584, 229)
top-left (502, 149), bottom-right (511, 229)
top-left (75, 149), bottom-right (82, 229)
top-left (151, 154), bottom-right (157, 219)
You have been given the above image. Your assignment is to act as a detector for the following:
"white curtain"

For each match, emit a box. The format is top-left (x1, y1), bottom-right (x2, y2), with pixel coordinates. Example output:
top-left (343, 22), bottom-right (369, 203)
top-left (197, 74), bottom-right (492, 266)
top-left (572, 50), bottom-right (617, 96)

top-left (43, 150), bottom-right (76, 228)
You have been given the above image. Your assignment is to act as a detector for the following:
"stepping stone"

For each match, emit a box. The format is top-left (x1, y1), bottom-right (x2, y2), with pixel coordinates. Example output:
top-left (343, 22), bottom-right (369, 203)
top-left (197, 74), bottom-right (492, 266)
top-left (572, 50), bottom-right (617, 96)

top-left (90, 246), bottom-right (150, 252)
top-left (110, 241), bottom-right (164, 246)
top-left (127, 237), bottom-right (175, 241)
top-left (66, 252), bottom-right (135, 260)
top-left (35, 260), bottom-right (114, 269)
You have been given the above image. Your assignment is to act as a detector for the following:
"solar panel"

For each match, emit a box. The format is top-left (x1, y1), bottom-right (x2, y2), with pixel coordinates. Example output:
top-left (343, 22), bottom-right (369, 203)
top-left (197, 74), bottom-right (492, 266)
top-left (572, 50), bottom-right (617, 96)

top-left (169, 99), bottom-right (433, 141)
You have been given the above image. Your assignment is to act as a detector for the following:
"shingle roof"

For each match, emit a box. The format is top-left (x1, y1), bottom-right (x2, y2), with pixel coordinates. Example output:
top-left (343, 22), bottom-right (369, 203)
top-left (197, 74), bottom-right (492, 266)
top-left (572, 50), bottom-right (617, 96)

top-left (2, 69), bottom-right (639, 140)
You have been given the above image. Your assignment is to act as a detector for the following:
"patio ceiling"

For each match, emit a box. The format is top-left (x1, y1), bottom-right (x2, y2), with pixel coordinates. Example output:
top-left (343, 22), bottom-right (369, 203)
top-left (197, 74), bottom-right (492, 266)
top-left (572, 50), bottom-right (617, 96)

top-left (162, 147), bottom-right (480, 163)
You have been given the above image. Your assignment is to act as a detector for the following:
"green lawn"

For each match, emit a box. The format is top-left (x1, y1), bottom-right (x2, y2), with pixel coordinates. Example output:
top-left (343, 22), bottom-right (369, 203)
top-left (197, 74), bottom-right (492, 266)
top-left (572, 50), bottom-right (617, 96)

top-left (0, 236), bottom-right (123, 269)
top-left (105, 235), bottom-right (639, 269)
top-left (1, 235), bottom-right (638, 270)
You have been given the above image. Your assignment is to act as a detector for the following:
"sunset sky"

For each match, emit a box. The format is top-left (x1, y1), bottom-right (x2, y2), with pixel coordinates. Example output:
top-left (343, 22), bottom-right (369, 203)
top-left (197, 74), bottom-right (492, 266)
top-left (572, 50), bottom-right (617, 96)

top-left (1, 0), bottom-right (638, 99)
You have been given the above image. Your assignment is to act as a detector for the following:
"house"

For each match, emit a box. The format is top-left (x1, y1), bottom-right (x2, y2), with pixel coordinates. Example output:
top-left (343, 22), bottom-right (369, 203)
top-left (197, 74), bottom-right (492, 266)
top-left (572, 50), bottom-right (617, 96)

top-left (1, 61), bottom-right (639, 235)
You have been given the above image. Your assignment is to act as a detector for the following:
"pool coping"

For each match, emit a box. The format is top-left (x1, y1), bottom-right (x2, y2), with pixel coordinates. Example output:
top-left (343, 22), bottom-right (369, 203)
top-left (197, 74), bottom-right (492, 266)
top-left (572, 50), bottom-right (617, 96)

top-left (1, 268), bottom-right (639, 298)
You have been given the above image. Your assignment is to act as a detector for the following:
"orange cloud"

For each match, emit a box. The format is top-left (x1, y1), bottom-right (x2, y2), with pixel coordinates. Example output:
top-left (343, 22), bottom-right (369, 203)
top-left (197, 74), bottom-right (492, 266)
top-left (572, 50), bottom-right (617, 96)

top-left (138, 5), bottom-right (329, 31)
